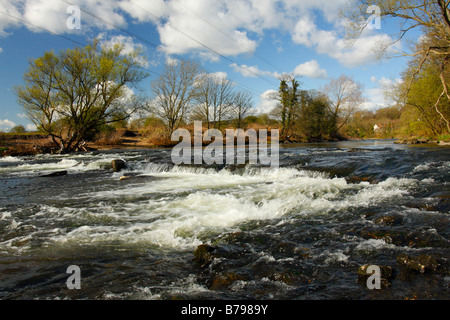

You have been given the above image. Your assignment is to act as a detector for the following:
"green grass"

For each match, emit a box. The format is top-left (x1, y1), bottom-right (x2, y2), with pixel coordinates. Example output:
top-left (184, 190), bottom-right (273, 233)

top-left (437, 134), bottom-right (450, 142)
top-left (0, 131), bottom-right (45, 136)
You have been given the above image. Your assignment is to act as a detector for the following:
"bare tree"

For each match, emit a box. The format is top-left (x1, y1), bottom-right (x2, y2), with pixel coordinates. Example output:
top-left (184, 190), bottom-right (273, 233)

top-left (230, 90), bottom-right (255, 128)
top-left (150, 60), bottom-right (201, 135)
top-left (195, 73), bottom-right (234, 129)
top-left (342, 0), bottom-right (450, 132)
top-left (322, 75), bottom-right (364, 136)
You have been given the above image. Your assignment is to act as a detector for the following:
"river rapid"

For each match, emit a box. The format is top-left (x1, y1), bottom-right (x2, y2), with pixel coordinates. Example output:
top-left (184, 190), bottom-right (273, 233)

top-left (0, 140), bottom-right (448, 300)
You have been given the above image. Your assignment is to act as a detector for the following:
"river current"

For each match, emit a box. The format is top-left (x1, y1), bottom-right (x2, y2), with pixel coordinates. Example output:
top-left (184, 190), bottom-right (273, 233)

top-left (0, 140), bottom-right (448, 299)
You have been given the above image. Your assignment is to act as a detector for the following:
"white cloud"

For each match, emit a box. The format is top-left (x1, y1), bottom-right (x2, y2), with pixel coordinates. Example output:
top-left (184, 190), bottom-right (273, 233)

top-left (0, 119), bottom-right (16, 131)
top-left (17, 113), bottom-right (27, 119)
top-left (360, 88), bottom-right (385, 111)
top-left (0, 0), bottom-right (399, 67)
top-left (98, 34), bottom-right (149, 67)
top-left (26, 123), bottom-right (37, 131)
top-left (154, 0), bottom-right (259, 60)
top-left (0, 0), bottom-right (22, 37)
top-left (256, 89), bottom-right (278, 114)
top-left (371, 76), bottom-right (403, 88)
top-left (0, 0), bottom-right (127, 36)
top-left (291, 14), bottom-right (398, 67)
top-left (362, 76), bottom-right (403, 110)
top-left (293, 60), bottom-right (327, 79)
top-left (230, 63), bottom-right (278, 78)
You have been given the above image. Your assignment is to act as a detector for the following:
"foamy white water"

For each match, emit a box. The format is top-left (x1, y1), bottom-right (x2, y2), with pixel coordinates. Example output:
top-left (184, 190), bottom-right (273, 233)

top-left (0, 141), bottom-right (449, 300)
top-left (24, 163), bottom-right (419, 251)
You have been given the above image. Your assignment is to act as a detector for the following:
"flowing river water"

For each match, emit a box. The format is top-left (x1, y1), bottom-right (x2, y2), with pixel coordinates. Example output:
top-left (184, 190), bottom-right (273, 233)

top-left (0, 140), bottom-right (448, 300)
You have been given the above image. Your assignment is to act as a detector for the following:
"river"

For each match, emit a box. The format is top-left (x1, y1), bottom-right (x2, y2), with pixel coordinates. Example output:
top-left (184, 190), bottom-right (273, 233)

top-left (0, 140), bottom-right (448, 299)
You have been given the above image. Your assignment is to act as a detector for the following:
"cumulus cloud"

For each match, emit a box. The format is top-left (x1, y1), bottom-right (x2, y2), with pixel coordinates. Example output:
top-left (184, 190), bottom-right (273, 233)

top-left (0, 0), bottom-right (398, 66)
top-left (256, 89), bottom-right (278, 114)
top-left (0, 0), bottom-right (22, 37)
top-left (293, 60), bottom-right (327, 79)
top-left (231, 60), bottom-right (328, 80)
top-left (0, 0), bottom-right (127, 36)
top-left (361, 76), bottom-right (403, 110)
top-left (371, 76), bottom-right (403, 88)
top-left (230, 63), bottom-right (278, 78)
top-left (0, 119), bottom-right (16, 131)
top-left (98, 34), bottom-right (149, 67)
top-left (291, 14), bottom-right (398, 67)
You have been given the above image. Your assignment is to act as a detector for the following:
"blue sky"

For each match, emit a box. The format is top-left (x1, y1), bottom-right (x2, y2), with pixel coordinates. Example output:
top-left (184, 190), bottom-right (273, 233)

top-left (0, 0), bottom-right (418, 132)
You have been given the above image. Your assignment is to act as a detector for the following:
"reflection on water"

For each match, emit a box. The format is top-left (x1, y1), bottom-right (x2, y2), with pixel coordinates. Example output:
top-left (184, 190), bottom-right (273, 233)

top-left (0, 140), bottom-right (448, 299)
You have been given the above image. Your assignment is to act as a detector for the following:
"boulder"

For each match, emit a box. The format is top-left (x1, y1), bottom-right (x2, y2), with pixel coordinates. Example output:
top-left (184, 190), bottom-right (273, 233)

top-left (374, 215), bottom-right (403, 226)
top-left (357, 264), bottom-right (395, 288)
top-left (396, 254), bottom-right (445, 274)
top-left (193, 244), bottom-right (217, 267)
top-left (112, 159), bottom-right (127, 172)
top-left (417, 138), bottom-right (428, 144)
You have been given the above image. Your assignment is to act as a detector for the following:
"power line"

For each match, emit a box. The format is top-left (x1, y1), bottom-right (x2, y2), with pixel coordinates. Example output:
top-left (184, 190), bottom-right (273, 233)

top-left (58, 0), bottom-right (266, 96)
top-left (126, 0), bottom-right (278, 88)
top-left (4, 1), bottom-right (274, 97)
top-left (173, 0), bottom-right (284, 74)
top-left (69, 0), bottom-right (269, 96)
top-left (0, 9), bottom-right (86, 47)
top-left (0, 9), bottom-right (162, 80)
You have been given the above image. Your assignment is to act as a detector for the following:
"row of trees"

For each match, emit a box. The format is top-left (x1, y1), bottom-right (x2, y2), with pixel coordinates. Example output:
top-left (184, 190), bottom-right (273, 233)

top-left (15, 42), bottom-right (255, 152)
top-left (17, 37), bottom-right (363, 153)
top-left (150, 61), bottom-right (254, 135)
top-left (269, 74), bottom-right (364, 141)
top-left (343, 0), bottom-right (450, 138)
top-left (17, 0), bottom-right (450, 153)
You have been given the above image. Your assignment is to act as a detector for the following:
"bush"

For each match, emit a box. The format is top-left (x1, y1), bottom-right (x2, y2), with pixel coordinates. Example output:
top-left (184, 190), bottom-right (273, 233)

top-left (10, 125), bottom-right (27, 134)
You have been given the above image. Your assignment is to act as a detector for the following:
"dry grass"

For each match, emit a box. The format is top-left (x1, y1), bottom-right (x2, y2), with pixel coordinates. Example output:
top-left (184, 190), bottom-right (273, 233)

top-left (95, 129), bottom-right (124, 146)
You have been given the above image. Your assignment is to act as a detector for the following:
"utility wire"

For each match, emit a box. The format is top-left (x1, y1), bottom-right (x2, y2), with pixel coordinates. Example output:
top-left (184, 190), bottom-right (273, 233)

top-left (60, 0), bottom-right (266, 96)
top-left (4, 1), bottom-right (272, 97)
top-left (126, 0), bottom-right (278, 88)
top-left (0, 9), bottom-right (86, 47)
top-left (0, 9), bottom-right (162, 79)
top-left (173, 0), bottom-right (284, 74)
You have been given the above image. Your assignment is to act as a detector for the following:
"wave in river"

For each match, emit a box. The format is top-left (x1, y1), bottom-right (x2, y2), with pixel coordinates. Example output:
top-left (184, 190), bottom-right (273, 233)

top-left (0, 161), bottom-right (421, 253)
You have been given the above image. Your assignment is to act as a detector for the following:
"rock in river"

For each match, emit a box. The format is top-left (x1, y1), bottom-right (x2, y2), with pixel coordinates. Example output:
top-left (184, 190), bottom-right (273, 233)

top-left (112, 159), bottom-right (127, 172)
top-left (39, 170), bottom-right (68, 177)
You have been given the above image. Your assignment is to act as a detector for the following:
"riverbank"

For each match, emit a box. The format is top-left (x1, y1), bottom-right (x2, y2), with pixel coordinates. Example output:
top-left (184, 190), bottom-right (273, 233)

top-left (2, 131), bottom-right (450, 158)
top-left (394, 137), bottom-right (450, 146)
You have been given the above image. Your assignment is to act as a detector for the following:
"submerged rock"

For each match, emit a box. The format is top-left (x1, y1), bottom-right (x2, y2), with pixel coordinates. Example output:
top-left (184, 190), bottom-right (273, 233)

top-left (373, 215), bottom-right (403, 226)
top-left (359, 228), bottom-right (449, 248)
top-left (209, 272), bottom-right (248, 291)
top-left (39, 170), bottom-right (68, 177)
